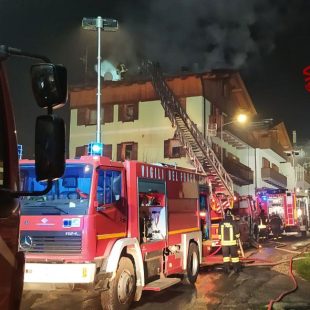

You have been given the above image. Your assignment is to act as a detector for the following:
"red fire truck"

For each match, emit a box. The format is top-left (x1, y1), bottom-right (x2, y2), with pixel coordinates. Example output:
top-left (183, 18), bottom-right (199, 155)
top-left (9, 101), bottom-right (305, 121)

top-left (19, 156), bottom-right (209, 309)
top-left (256, 188), bottom-right (306, 237)
top-left (0, 45), bottom-right (66, 310)
top-left (232, 195), bottom-right (260, 245)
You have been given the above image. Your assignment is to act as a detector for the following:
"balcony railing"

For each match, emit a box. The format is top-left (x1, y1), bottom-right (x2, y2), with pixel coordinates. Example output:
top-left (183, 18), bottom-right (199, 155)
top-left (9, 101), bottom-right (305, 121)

top-left (304, 172), bottom-right (310, 184)
top-left (261, 167), bottom-right (287, 188)
top-left (223, 156), bottom-right (254, 186)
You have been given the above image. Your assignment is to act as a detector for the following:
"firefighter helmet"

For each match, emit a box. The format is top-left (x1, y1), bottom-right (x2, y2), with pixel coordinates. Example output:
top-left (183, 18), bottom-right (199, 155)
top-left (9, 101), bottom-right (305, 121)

top-left (224, 208), bottom-right (233, 219)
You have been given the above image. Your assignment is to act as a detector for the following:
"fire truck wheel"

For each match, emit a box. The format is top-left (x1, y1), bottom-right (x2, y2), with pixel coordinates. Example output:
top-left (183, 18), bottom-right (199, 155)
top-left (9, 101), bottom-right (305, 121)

top-left (183, 242), bottom-right (200, 285)
top-left (101, 256), bottom-right (136, 310)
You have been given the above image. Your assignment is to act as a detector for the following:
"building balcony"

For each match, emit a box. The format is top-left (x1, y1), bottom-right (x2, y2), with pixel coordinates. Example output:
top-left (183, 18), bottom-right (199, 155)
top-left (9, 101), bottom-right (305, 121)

top-left (261, 167), bottom-right (287, 189)
top-left (223, 156), bottom-right (254, 186)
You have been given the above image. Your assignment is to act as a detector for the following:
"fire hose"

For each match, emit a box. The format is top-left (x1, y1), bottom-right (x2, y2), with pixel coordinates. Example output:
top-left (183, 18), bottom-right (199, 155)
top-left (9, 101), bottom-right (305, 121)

top-left (266, 241), bottom-right (310, 310)
top-left (204, 239), bottom-right (310, 310)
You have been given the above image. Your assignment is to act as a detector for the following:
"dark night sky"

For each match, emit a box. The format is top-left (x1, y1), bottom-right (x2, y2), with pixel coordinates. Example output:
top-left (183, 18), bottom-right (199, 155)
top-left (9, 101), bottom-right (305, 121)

top-left (1, 0), bottom-right (310, 158)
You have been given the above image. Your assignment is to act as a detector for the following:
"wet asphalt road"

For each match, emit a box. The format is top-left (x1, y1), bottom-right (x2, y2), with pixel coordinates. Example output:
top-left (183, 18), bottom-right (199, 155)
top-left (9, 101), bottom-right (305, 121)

top-left (21, 235), bottom-right (310, 310)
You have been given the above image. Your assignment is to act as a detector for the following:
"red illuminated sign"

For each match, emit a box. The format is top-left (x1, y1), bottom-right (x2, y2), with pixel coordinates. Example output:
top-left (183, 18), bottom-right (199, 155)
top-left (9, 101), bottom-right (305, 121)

top-left (302, 65), bottom-right (310, 92)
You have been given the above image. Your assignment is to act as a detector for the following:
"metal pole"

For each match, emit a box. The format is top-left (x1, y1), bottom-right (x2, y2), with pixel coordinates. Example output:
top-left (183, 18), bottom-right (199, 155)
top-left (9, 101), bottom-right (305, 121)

top-left (220, 116), bottom-right (223, 163)
top-left (293, 153), bottom-right (296, 190)
top-left (96, 16), bottom-right (103, 143)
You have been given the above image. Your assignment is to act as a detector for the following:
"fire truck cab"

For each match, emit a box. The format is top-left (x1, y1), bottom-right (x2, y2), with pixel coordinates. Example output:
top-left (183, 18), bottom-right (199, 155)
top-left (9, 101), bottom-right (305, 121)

top-left (256, 189), bottom-right (305, 237)
top-left (20, 156), bottom-right (205, 309)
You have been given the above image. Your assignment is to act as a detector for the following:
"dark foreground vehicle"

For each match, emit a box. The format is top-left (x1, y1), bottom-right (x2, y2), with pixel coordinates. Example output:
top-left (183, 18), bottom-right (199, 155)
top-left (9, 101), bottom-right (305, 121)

top-left (0, 45), bottom-right (67, 310)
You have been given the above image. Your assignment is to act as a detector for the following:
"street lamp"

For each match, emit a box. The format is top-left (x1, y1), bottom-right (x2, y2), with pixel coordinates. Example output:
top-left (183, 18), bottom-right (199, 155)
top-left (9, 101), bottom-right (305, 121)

top-left (220, 113), bottom-right (248, 163)
top-left (82, 17), bottom-right (118, 144)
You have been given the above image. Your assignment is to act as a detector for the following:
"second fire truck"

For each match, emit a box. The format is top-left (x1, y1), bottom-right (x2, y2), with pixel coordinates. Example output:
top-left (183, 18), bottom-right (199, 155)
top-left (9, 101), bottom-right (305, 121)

top-left (256, 188), bottom-right (309, 237)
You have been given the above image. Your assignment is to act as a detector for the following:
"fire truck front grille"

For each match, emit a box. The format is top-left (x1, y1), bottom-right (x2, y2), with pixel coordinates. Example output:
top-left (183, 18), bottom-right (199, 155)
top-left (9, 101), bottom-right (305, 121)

top-left (20, 231), bottom-right (82, 255)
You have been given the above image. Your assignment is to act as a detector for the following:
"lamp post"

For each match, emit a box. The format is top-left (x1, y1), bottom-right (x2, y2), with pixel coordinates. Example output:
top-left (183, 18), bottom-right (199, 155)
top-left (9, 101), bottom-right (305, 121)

top-left (82, 17), bottom-right (118, 144)
top-left (220, 113), bottom-right (248, 163)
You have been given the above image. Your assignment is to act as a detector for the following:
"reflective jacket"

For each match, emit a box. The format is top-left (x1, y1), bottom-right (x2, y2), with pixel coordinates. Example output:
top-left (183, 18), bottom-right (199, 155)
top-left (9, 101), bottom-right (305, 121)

top-left (219, 217), bottom-right (240, 246)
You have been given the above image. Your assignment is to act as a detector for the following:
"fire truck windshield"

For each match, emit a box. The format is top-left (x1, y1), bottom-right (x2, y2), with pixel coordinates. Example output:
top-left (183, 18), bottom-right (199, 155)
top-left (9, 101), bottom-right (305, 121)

top-left (20, 163), bottom-right (93, 215)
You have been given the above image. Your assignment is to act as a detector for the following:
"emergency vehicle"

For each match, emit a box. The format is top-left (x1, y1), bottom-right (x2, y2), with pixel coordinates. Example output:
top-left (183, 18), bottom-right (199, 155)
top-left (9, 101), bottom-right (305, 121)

top-left (256, 188), bottom-right (308, 237)
top-left (20, 155), bottom-right (209, 309)
top-left (0, 45), bottom-right (66, 310)
top-left (231, 195), bottom-right (260, 246)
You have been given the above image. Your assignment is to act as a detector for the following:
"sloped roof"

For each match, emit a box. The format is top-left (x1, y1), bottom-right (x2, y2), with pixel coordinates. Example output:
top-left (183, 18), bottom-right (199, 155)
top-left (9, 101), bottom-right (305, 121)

top-left (70, 71), bottom-right (257, 116)
top-left (272, 122), bottom-right (293, 150)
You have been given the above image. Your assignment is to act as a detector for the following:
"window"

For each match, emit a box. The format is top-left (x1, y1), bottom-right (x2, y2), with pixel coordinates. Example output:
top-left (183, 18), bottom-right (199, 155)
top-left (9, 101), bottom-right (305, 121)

top-left (77, 105), bottom-right (114, 126)
top-left (118, 103), bottom-right (138, 122)
top-left (117, 142), bottom-right (138, 161)
top-left (97, 170), bottom-right (121, 205)
top-left (164, 139), bottom-right (186, 159)
top-left (262, 157), bottom-right (270, 168)
top-left (20, 164), bottom-right (93, 215)
top-left (75, 145), bottom-right (87, 157)
top-left (75, 144), bottom-right (112, 159)
top-left (103, 144), bottom-right (112, 159)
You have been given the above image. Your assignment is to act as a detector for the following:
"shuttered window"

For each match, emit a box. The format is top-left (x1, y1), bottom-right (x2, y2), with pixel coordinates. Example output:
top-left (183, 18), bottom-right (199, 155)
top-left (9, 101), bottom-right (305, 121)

top-left (75, 145), bottom-right (87, 157)
top-left (77, 105), bottom-right (114, 126)
top-left (163, 139), bottom-right (186, 159)
top-left (117, 142), bottom-right (138, 161)
top-left (103, 144), bottom-right (112, 159)
top-left (118, 103), bottom-right (139, 122)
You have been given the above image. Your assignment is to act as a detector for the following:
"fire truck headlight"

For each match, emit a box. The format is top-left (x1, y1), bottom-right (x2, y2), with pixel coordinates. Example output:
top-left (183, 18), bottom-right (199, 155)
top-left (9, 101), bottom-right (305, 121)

top-left (82, 267), bottom-right (88, 278)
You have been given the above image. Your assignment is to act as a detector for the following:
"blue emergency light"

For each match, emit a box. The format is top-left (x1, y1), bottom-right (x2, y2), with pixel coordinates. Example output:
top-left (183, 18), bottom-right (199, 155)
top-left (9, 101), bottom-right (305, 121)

top-left (87, 142), bottom-right (103, 156)
top-left (17, 144), bottom-right (23, 160)
top-left (261, 195), bottom-right (267, 202)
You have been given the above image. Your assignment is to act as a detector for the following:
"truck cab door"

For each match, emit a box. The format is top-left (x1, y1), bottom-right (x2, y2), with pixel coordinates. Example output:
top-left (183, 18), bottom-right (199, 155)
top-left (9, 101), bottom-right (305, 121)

top-left (94, 168), bottom-right (127, 251)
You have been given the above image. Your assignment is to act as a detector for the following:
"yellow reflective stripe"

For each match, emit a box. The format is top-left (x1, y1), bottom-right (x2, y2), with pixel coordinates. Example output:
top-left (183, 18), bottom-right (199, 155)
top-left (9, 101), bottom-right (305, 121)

top-left (221, 226), bottom-right (224, 242)
top-left (97, 232), bottom-right (126, 240)
top-left (223, 257), bottom-right (231, 262)
top-left (231, 257), bottom-right (240, 263)
top-left (221, 240), bottom-right (237, 246)
top-left (168, 227), bottom-right (199, 235)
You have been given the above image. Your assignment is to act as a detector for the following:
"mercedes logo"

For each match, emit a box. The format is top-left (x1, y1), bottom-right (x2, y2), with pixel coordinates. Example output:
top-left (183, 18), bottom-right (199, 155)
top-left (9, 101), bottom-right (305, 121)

top-left (20, 235), bottom-right (33, 251)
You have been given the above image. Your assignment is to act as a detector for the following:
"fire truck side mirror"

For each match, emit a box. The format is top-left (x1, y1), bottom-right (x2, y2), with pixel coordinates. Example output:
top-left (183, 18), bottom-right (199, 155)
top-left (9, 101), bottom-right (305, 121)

top-left (35, 115), bottom-right (65, 181)
top-left (31, 63), bottom-right (67, 109)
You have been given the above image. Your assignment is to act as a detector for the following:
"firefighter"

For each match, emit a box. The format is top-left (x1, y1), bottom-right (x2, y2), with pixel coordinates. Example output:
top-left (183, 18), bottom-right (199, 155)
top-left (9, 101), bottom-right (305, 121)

top-left (219, 209), bottom-right (241, 273)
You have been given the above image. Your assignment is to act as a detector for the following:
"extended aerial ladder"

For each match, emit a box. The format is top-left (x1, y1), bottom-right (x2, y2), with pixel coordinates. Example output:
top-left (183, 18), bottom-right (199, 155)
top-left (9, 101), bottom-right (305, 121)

top-left (144, 61), bottom-right (234, 201)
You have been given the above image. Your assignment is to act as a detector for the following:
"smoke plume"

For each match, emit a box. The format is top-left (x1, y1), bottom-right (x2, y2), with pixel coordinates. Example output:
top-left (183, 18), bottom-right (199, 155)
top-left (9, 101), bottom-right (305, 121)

top-left (100, 0), bottom-right (299, 73)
